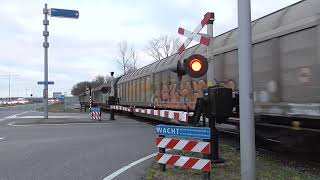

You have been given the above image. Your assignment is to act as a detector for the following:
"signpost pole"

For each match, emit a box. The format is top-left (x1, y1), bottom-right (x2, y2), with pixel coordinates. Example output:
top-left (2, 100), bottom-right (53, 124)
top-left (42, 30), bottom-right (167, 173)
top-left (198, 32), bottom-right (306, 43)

top-left (238, 0), bottom-right (256, 179)
top-left (41, 5), bottom-right (78, 119)
top-left (159, 135), bottom-right (166, 172)
top-left (43, 3), bottom-right (49, 119)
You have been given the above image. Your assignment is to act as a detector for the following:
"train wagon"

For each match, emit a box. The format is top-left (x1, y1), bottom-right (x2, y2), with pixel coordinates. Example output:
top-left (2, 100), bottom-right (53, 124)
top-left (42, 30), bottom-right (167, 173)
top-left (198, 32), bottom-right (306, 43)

top-left (78, 83), bottom-right (111, 111)
top-left (112, 0), bottom-right (320, 129)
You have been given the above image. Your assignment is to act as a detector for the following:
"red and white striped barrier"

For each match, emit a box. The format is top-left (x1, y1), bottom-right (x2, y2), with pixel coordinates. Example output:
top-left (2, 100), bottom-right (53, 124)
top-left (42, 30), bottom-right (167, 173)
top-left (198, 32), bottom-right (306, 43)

top-left (111, 105), bottom-right (191, 123)
top-left (178, 12), bottom-right (214, 54)
top-left (156, 153), bottom-right (211, 172)
top-left (156, 137), bottom-right (210, 155)
top-left (91, 111), bottom-right (101, 120)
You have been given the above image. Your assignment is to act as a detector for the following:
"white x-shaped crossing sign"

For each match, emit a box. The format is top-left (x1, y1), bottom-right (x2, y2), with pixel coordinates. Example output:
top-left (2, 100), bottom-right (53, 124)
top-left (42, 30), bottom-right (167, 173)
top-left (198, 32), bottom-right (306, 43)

top-left (178, 12), bottom-right (214, 55)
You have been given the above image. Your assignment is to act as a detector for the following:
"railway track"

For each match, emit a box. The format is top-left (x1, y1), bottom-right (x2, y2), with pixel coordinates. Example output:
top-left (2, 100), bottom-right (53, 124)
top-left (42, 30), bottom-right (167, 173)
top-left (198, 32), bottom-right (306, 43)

top-left (218, 126), bottom-right (320, 166)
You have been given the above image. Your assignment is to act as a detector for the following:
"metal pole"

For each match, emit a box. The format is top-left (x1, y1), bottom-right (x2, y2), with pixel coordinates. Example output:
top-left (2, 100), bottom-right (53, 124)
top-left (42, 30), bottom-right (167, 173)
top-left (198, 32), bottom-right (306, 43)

top-left (8, 75), bottom-right (11, 101)
top-left (110, 72), bottom-right (115, 120)
top-left (206, 14), bottom-right (215, 88)
top-left (238, 0), bottom-right (256, 179)
top-left (89, 86), bottom-right (92, 111)
top-left (159, 135), bottom-right (166, 172)
top-left (43, 3), bottom-right (49, 119)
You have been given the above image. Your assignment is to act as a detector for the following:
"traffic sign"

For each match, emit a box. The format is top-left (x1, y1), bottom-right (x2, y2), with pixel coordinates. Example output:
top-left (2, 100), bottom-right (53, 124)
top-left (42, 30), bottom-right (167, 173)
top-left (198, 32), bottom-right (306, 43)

top-left (178, 12), bottom-right (214, 54)
top-left (59, 95), bottom-right (65, 100)
top-left (91, 107), bottom-right (101, 113)
top-left (50, 8), bottom-right (79, 19)
top-left (37, 81), bottom-right (54, 85)
top-left (91, 107), bottom-right (101, 120)
top-left (156, 125), bottom-right (211, 140)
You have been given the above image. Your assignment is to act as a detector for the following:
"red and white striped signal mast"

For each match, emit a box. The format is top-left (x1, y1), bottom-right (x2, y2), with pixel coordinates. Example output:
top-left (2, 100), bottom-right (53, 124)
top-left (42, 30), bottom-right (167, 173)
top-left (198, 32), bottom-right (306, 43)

top-left (177, 12), bottom-right (215, 87)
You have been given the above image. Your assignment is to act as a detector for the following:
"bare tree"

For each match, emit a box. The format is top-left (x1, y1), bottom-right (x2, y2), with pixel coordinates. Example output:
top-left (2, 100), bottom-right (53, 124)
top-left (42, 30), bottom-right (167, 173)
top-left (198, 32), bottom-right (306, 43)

top-left (71, 81), bottom-right (92, 96)
top-left (145, 35), bottom-right (181, 61)
top-left (91, 75), bottom-right (105, 88)
top-left (71, 75), bottom-right (107, 96)
top-left (105, 75), bottom-right (112, 82)
top-left (117, 41), bottom-right (137, 74)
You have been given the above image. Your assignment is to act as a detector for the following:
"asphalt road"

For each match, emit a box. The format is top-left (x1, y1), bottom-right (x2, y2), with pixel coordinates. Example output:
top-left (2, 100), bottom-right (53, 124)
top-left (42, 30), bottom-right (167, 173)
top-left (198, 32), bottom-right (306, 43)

top-left (0, 103), bottom-right (43, 120)
top-left (0, 105), bottom-right (157, 180)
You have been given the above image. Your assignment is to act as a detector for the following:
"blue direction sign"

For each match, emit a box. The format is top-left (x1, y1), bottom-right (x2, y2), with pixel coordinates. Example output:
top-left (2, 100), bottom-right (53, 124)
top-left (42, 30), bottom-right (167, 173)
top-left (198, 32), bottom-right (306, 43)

top-left (156, 125), bottom-right (211, 140)
top-left (37, 81), bottom-right (54, 85)
top-left (91, 107), bottom-right (101, 113)
top-left (50, 8), bottom-right (79, 19)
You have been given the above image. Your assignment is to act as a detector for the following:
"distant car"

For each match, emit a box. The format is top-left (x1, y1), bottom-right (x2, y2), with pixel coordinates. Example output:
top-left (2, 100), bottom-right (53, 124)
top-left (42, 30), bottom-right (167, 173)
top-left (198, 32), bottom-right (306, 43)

top-left (17, 98), bottom-right (29, 104)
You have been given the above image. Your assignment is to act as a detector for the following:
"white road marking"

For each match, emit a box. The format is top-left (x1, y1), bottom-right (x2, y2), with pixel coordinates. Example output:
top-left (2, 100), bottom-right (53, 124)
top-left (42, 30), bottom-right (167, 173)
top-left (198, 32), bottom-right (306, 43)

top-left (17, 116), bottom-right (88, 119)
top-left (103, 153), bottom-right (157, 180)
top-left (0, 137), bottom-right (6, 140)
top-left (8, 121), bottom-right (141, 127)
top-left (0, 111), bottom-right (28, 122)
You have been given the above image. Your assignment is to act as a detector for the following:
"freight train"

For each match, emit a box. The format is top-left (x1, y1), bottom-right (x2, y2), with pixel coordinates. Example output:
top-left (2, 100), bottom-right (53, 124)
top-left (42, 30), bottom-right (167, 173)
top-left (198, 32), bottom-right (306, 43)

top-left (80, 0), bottom-right (320, 130)
top-left (78, 83), bottom-right (111, 111)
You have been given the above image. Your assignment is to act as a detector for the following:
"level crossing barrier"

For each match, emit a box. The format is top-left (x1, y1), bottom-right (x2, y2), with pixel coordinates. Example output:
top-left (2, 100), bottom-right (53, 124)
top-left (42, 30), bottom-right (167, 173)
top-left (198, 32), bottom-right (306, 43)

top-left (156, 125), bottom-right (212, 179)
top-left (91, 107), bottom-right (101, 121)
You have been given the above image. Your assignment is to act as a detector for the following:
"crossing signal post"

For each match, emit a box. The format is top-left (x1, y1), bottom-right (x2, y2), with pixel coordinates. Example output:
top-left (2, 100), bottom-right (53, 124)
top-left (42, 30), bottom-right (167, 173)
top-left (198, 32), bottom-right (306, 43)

top-left (89, 86), bottom-right (92, 111)
top-left (109, 72), bottom-right (115, 120)
top-left (190, 87), bottom-right (234, 163)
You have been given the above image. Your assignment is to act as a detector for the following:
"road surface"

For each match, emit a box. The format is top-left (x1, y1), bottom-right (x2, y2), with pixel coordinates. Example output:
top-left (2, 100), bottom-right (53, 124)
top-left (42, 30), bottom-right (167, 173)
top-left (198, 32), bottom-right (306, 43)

top-left (0, 103), bottom-right (43, 120)
top-left (0, 105), bottom-right (157, 180)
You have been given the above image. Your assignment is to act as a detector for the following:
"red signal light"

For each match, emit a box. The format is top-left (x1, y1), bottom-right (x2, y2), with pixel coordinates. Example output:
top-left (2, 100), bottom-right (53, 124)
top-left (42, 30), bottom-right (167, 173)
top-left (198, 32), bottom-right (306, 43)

top-left (190, 59), bottom-right (202, 72)
top-left (184, 54), bottom-right (208, 78)
top-left (171, 54), bottom-right (208, 80)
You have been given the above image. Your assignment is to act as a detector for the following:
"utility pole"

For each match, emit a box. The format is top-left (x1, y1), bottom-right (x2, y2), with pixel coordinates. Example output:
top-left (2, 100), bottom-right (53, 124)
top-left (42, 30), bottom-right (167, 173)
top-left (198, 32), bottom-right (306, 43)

top-left (0, 75), bottom-right (19, 101)
top-left (43, 3), bottom-right (49, 119)
top-left (238, 0), bottom-right (256, 179)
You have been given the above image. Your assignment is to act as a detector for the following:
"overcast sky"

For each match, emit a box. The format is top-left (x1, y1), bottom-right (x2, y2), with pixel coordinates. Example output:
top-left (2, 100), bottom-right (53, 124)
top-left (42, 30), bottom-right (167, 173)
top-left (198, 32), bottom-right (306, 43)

top-left (0, 0), bottom-right (300, 98)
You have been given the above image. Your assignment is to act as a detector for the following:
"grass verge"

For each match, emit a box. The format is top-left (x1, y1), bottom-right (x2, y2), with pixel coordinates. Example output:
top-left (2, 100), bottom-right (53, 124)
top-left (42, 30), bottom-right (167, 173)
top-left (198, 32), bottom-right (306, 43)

top-left (146, 144), bottom-right (318, 180)
top-left (37, 102), bottom-right (79, 113)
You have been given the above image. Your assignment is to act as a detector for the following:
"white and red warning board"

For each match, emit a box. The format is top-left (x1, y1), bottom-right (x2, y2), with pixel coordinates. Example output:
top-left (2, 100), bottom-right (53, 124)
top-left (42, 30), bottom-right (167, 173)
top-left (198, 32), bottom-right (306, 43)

top-left (156, 137), bottom-right (210, 154)
top-left (91, 107), bottom-right (101, 120)
top-left (178, 12), bottom-right (214, 54)
top-left (156, 125), bottom-right (212, 172)
top-left (157, 153), bottom-right (211, 172)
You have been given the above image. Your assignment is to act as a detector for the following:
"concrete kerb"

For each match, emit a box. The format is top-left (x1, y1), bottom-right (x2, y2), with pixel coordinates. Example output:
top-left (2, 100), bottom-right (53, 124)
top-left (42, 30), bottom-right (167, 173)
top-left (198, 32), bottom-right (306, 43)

top-left (6, 113), bottom-right (141, 126)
